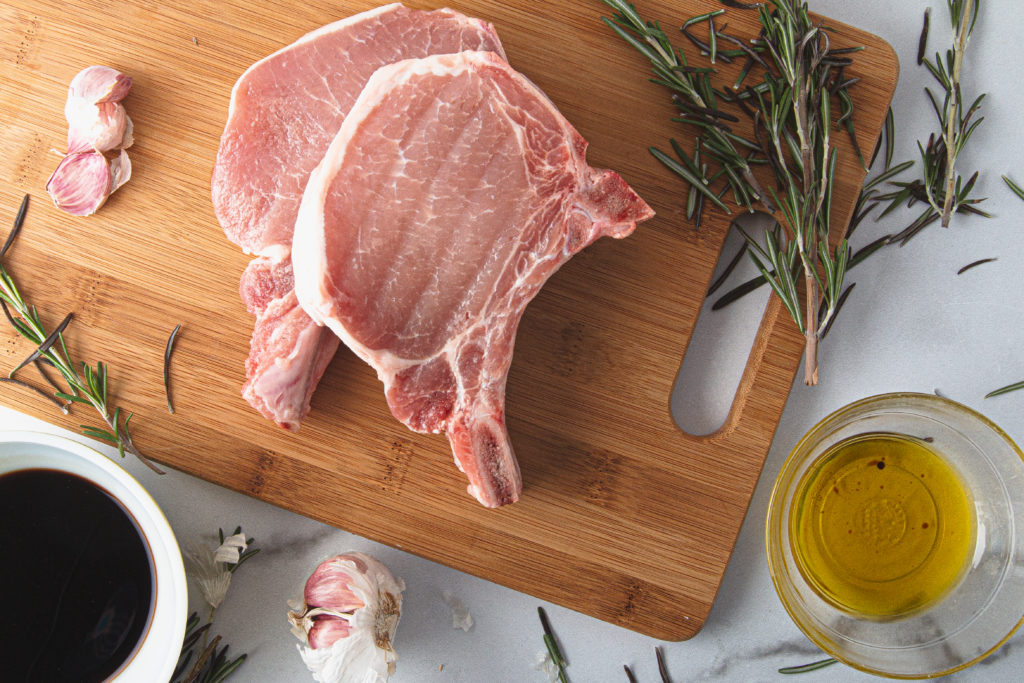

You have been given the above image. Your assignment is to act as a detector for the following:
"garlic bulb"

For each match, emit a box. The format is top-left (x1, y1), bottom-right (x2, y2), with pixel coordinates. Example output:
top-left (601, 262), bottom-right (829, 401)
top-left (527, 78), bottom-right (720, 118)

top-left (288, 553), bottom-right (405, 683)
top-left (47, 66), bottom-right (134, 216)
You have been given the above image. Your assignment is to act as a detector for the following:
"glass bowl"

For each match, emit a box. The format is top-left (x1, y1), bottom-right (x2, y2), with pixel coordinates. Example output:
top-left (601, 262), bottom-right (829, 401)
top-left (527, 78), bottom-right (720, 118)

top-left (766, 393), bottom-right (1024, 678)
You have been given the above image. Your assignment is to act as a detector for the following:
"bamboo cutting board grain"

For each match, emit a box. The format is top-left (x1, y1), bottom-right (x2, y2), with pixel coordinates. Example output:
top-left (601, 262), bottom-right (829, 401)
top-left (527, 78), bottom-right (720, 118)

top-left (0, 0), bottom-right (897, 639)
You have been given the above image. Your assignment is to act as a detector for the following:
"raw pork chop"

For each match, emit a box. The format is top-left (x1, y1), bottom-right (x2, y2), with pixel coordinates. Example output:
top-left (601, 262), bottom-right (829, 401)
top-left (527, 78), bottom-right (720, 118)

top-left (292, 51), bottom-right (654, 506)
top-left (211, 3), bottom-right (505, 430)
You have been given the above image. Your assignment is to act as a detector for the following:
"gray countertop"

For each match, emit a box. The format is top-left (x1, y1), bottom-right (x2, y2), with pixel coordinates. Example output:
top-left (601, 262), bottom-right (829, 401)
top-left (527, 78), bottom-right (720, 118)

top-left (3, 0), bottom-right (1024, 680)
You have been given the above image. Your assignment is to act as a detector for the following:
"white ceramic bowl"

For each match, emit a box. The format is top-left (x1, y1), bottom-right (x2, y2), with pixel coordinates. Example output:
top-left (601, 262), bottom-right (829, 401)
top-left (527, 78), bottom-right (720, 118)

top-left (0, 431), bottom-right (187, 682)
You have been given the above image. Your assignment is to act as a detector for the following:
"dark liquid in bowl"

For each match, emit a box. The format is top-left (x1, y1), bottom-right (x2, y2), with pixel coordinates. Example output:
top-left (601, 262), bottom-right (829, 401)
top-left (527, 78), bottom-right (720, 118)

top-left (0, 468), bottom-right (154, 682)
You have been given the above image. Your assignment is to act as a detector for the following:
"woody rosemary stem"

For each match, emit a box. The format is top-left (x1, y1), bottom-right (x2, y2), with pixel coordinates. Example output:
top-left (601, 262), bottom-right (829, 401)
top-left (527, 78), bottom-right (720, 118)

top-left (941, 0), bottom-right (974, 226)
top-left (804, 275), bottom-right (819, 384)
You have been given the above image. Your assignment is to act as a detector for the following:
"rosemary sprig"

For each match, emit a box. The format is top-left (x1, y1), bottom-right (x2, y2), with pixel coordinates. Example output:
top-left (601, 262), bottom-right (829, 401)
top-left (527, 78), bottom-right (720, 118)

top-left (778, 657), bottom-right (838, 674)
top-left (876, 0), bottom-right (987, 242)
top-left (0, 195), bottom-right (162, 473)
top-left (937, 0), bottom-right (980, 226)
top-left (601, 0), bottom-right (864, 385)
top-left (600, 0), bottom-right (771, 217)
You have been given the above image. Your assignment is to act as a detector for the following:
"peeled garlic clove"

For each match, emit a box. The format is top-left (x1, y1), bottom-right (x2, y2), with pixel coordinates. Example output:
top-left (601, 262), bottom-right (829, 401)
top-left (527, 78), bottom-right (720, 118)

top-left (46, 152), bottom-right (113, 216)
top-left (288, 552), bottom-right (405, 683)
top-left (67, 65), bottom-right (132, 104)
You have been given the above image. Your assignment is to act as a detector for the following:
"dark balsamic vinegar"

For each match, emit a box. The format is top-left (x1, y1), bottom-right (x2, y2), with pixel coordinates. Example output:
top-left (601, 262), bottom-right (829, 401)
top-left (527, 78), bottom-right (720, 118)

top-left (0, 469), bottom-right (154, 682)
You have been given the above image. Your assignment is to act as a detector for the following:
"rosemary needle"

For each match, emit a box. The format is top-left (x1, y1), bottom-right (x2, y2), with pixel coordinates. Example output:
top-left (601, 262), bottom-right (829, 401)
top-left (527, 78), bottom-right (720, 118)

top-left (10, 312), bottom-right (73, 375)
top-left (778, 657), bottom-right (839, 674)
top-left (165, 323), bottom-right (182, 413)
top-left (706, 240), bottom-right (748, 297)
top-left (986, 380), bottom-right (1024, 398)
top-left (623, 664), bottom-right (638, 683)
top-left (0, 376), bottom-right (68, 414)
top-left (1003, 175), bottom-right (1024, 201)
top-left (655, 646), bottom-right (672, 682)
top-left (538, 607), bottom-right (569, 683)
top-left (917, 8), bottom-right (931, 66)
top-left (0, 193), bottom-right (28, 258)
top-left (957, 257), bottom-right (996, 275)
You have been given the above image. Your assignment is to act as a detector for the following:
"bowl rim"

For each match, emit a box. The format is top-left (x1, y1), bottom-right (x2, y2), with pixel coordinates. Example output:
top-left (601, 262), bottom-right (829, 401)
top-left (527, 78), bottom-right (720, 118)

top-left (0, 429), bottom-right (187, 682)
top-left (765, 392), bottom-right (1024, 679)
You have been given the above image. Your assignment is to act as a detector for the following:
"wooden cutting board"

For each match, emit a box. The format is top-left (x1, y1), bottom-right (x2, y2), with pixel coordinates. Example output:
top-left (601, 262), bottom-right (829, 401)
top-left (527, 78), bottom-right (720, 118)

top-left (0, 0), bottom-right (897, 639)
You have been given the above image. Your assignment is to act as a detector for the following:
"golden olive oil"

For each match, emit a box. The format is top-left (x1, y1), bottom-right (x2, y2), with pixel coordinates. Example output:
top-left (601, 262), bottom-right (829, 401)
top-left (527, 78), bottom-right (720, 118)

top-left (790, 433), bottom-right (973, 618)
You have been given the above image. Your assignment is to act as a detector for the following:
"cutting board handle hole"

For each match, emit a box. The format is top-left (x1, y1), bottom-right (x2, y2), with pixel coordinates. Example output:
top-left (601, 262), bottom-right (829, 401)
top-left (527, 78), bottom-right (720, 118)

top-left (672, 214), bottom-right (773, 436)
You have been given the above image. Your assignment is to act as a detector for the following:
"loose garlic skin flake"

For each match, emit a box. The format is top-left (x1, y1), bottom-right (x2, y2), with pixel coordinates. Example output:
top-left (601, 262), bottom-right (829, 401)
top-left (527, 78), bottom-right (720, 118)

top-left (289, 553), bottom-right (405, 683)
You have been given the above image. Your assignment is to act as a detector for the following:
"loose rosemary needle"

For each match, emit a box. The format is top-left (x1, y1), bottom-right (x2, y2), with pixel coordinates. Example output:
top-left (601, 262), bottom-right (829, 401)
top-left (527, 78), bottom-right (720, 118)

top-left (956, 257), bottom-right (996, 275)
top-left (778, 657), bottom-right (839, 674)
top-left (538, 607), bottom-right (569, 683)
top-left (0, 195), bottom-right (162, 474)
top-left (1004, 175), bottom-right (1024, 201)
top-left (987, 381), bottom-right (1024, 399)
top-left (165, 323), bottom-right (182, 413)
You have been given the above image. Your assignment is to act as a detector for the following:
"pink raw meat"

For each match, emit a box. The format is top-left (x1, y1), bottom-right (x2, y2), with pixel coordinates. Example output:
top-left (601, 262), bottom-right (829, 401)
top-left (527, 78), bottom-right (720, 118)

top-left (292, 51), bottom-right (654, 506)
top-left (211, 3), bottom-right (505, 430)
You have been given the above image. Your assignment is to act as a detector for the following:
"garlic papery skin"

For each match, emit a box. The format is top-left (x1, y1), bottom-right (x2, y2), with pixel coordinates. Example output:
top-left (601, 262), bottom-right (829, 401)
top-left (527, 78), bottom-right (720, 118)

top-left (110, 148), bottom-right (132, 193)
top-left (288, 553), bottom-right (405, 683)
top-left (45, 152), bottom-right (113, 216)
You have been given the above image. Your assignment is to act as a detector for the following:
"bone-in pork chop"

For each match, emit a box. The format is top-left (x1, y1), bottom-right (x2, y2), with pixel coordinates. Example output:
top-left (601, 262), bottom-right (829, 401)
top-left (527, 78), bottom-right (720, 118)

top-left (211, 3), bottom-right (505, 430)
top-left (292, 51), bottom-right (654, 506)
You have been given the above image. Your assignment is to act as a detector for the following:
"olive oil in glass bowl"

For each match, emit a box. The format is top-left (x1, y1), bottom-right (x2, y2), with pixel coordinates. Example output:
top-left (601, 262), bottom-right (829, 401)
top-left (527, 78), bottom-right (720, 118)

top-left (767, 393), bottom-right (1024, 678)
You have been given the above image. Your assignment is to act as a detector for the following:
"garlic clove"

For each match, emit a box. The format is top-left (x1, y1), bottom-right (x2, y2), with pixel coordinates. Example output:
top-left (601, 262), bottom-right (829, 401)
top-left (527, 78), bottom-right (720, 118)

top-left (66, 100), bottom-right (128, 154)
top-left (45, 151), bottom-right (113, 216)
top-left (50, 66), bottom-right (133, 215)
top-left (288, 552), bottom-right (405, 683)
top-left (308, 615), bottom-right (353, 649)
top-left (304, 555), bottom-right (368, 613)
top-left (67, 65), bottom-right (132, 104)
